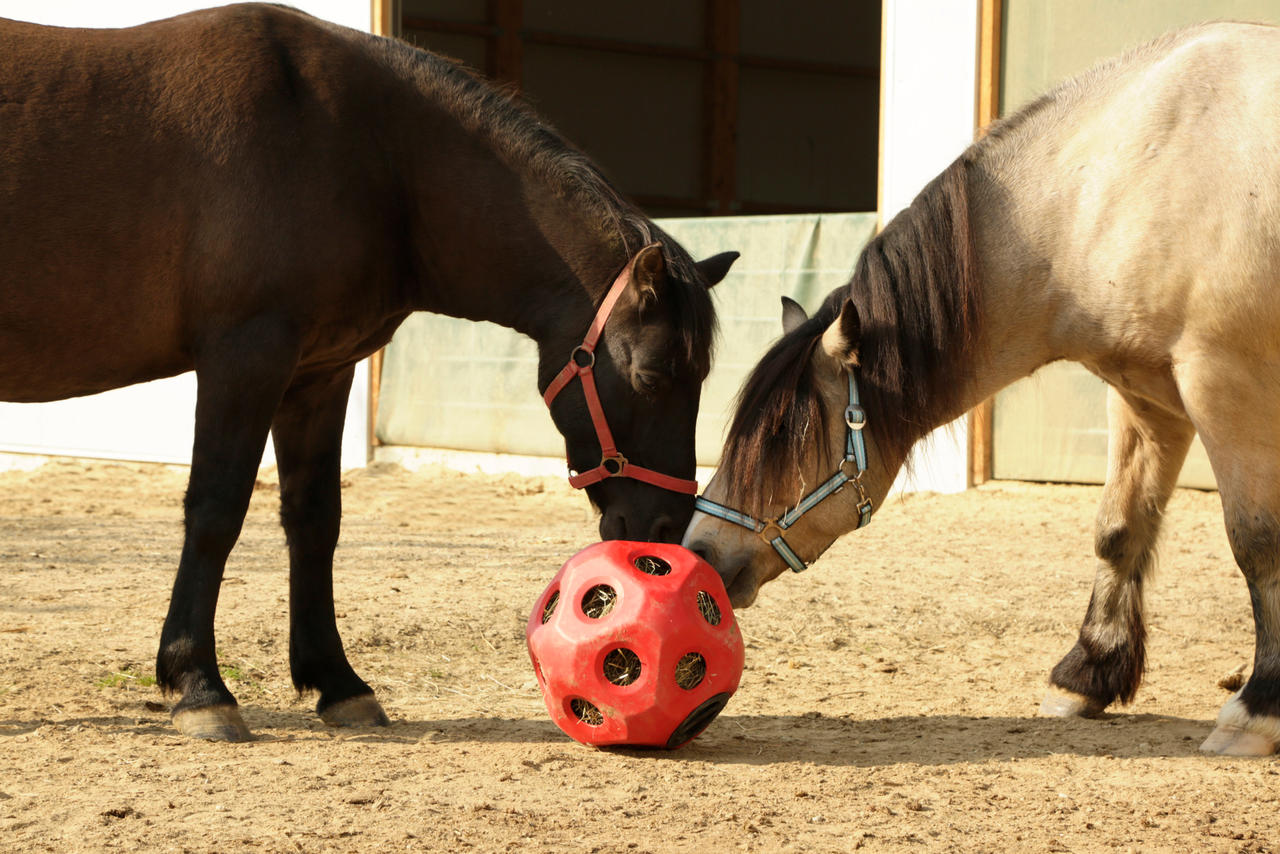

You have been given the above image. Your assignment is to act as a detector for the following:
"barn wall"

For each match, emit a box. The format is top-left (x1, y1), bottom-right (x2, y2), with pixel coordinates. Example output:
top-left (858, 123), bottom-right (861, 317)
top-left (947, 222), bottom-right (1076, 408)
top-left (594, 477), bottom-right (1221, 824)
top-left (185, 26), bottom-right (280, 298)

top-left (0, 0), bottom-right (373, 471)
top-left (992, 0), bottom-right (1280, 488)
top-left (375, 213), bottom-right (880, 467)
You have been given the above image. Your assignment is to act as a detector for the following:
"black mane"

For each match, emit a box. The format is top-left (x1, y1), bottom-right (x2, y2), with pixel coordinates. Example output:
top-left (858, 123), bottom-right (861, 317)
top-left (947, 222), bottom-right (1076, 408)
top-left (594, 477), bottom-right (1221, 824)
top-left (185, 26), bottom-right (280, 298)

top-left (376, 35), bottom-right (714, 370)
top-left (721, 158), bottom-right (980, 513)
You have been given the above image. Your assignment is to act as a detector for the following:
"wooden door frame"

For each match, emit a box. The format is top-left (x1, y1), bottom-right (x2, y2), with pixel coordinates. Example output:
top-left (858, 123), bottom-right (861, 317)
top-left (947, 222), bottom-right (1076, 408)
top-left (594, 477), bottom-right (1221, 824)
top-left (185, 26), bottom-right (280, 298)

top-left (367, 0), bottom-right (397, 452)
top-left (967, 0), bottom-right (1001, 486)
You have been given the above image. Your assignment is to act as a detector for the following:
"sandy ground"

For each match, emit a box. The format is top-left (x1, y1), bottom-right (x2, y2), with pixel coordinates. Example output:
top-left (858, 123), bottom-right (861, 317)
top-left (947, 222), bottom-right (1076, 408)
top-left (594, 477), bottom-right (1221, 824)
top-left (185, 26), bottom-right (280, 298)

top-left (1, 458), bottom-right (1278, 853)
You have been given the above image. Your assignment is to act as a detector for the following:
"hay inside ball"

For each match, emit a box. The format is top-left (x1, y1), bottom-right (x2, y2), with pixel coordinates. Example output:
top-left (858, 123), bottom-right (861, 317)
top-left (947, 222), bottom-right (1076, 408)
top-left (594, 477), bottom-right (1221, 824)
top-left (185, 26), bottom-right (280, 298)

top-left (526, 541), bottom-right (745, 749)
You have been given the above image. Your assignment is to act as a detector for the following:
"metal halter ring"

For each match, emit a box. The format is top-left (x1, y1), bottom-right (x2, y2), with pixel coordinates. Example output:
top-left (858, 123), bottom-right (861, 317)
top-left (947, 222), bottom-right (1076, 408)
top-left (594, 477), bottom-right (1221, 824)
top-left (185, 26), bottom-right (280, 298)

top-left (600, 453), bottom-right (627, 476)
top-left (756, 519), bottom-right (786, 546)
top-left (571, 346), bottom-right (595, 369)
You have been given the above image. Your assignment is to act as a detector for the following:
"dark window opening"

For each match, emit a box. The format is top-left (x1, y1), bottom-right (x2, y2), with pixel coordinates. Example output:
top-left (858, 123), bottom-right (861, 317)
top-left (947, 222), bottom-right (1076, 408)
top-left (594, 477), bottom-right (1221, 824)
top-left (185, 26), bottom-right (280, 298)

top-left (397, 0), bottom-right (880, 217)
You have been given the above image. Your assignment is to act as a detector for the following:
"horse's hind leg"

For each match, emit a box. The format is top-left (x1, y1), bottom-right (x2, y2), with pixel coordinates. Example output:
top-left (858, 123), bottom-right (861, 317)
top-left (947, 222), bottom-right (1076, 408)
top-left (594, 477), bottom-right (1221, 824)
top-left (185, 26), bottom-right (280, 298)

top-left (1178, 362), bottom-right (1280, 756)
top-left (271, 366), bottom-right (388, 728)
top-left (1041, 386), bottom-right (1195, 718)
top-left (157, 322), bottom-right (300, 741)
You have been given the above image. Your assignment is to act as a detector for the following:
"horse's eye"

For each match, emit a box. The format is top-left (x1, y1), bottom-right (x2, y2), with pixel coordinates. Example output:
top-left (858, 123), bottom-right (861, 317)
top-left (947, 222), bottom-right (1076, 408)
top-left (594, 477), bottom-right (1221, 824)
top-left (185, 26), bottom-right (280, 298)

top-left (635, 373), bottom-right (662, 395)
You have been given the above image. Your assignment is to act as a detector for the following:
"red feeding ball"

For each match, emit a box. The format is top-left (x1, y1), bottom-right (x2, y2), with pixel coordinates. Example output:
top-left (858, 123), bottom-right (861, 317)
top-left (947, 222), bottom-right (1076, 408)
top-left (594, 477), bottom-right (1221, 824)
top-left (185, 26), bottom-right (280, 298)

top-left (526, 540), bottom-right (745, 749)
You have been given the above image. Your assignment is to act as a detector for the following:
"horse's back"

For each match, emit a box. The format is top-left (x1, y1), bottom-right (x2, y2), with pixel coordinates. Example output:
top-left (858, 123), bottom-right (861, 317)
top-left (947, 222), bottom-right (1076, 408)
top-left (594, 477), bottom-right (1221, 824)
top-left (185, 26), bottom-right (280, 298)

top-left (0, 5), bottom-right (397, 401)
top-left (993, 22), bottom-right (1280, 356)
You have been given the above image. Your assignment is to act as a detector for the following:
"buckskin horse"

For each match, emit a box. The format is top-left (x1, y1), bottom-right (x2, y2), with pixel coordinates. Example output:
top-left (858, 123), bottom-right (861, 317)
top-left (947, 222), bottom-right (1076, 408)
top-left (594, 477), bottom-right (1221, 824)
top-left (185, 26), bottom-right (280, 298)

top-left (686, 22), bottom-right (1280, 755)
top-left (0, 4), bottom-right (737, 741)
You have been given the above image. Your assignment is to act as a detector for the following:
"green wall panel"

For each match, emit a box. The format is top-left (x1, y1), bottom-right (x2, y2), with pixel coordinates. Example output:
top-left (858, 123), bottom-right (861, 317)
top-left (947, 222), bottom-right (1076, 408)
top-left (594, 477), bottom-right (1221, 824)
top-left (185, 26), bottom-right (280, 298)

top-left (376, 213), bottom-right (878, 467)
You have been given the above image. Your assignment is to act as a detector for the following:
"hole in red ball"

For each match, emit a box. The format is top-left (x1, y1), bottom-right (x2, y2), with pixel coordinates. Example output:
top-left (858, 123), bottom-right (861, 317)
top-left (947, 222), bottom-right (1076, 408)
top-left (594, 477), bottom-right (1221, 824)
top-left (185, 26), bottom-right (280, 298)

top-left (696, 590), bottom-right (722, 626)
top-left (603, 648), bottom-right (642, 686)
top-left (581, 585), bottom-right (617, 619)
top-left (541, 589), bottom-right (560, 624)
top-left (570, 698), bottom-right (604, 726)
top-left (633, 555), bottom-right (671, 576)
top-left (675, 652), bottom-right (706, 690)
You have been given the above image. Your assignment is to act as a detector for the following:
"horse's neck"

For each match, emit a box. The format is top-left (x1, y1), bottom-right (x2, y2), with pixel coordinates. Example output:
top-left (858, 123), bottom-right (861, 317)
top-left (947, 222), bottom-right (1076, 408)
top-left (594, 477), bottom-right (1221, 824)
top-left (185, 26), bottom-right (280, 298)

top-left (387, 78), bottom-right (625, 347)
top-left (404, 158), bottom-right (621, 342)
top-left (956, 159), bottom-right (1079, 415)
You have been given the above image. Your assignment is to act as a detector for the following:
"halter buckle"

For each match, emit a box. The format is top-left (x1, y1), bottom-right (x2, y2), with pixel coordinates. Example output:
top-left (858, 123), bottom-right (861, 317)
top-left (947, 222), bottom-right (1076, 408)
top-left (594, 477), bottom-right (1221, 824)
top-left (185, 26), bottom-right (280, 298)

top-left (844, 404), bottom-right (866, 430)
top-left (847, 474), bottom-right (873, 518)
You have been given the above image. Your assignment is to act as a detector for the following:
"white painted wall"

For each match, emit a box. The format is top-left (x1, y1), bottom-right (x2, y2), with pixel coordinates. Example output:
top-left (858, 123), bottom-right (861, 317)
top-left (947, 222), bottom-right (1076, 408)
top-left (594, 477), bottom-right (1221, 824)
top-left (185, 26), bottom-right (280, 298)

top-left (879, 0), bottom-right (980, 493)
top-left (0, 1), bottom-right (372, 470)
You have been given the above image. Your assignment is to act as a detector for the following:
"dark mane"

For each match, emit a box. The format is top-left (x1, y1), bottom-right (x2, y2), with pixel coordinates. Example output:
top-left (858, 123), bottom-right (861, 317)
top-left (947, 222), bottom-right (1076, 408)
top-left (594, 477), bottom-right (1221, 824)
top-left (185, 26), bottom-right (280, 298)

top-left (370, 35), bottom-right (713, 369)
top-left (721, 158), bottom-right (980, 513)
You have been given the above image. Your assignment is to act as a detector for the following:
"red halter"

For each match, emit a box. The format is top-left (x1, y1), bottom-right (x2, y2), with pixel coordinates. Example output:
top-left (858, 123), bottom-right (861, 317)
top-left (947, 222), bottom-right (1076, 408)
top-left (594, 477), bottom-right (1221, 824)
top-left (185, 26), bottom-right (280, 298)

top-left (542, 246), bottom-right (699, 495)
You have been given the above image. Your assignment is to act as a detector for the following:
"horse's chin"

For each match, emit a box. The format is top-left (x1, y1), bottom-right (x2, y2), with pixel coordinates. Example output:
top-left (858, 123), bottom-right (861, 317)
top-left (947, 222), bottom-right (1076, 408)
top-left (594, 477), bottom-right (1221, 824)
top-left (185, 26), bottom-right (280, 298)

top-left (724, 567), bottom-right (763, 609)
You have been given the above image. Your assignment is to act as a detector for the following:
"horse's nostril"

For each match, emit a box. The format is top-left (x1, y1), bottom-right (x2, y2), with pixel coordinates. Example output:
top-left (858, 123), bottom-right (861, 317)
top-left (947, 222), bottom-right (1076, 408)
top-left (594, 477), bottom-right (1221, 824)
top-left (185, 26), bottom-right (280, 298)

top-left (688, 541), bottom-right (719, 569)
top-left (599, 512), bottom-right (627, 541)
top-left (647, 516), bottom-right (677, 544)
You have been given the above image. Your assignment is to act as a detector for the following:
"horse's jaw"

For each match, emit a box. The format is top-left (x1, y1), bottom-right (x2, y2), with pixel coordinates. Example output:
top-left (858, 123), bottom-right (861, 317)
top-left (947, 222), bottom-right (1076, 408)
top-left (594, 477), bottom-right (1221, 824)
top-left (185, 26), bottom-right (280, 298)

top-left (683, 516), bottom-right (774, 609)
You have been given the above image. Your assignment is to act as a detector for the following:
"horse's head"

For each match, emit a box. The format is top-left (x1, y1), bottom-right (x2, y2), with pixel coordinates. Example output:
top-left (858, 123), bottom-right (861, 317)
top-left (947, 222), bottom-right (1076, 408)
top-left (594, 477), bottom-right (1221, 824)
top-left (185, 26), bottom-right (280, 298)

top-left (543, 242), bottom-right (738, 544)
top-left (683, 294), bottom-right (903, 607)
top-left (686, 162), bottom-right (981, 605)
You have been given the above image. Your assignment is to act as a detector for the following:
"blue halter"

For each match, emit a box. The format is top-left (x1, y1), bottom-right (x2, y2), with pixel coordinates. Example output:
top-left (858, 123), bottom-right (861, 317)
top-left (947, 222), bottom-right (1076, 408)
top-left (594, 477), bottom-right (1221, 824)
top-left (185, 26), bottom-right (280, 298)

top-left (693, 372), bottom-right (873, 573)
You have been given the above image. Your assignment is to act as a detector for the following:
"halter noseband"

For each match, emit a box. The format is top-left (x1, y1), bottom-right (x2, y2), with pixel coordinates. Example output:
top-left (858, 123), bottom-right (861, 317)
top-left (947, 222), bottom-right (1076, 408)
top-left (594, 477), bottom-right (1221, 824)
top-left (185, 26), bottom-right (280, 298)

top-left (542, 244), bottom-right (699, 496)
top-left (693, 372), bottom-right (873, 572)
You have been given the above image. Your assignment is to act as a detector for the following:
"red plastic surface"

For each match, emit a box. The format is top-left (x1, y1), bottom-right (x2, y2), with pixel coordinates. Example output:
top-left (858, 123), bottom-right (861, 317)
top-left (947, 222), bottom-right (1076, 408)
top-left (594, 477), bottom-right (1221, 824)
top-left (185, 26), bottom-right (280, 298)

top-left (526, 541), bottom-right (745, 748)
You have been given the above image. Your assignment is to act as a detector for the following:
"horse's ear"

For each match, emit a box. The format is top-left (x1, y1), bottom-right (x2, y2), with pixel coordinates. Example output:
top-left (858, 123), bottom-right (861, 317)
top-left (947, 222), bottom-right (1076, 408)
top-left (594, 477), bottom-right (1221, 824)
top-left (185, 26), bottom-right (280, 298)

top-left (780, 296), bottom-right (808, 334)
top-left (821, 298), bottom-right (861, 366)
top-left (631, 243), bottom-right (666, 308)
top-left (694, 251), bottom-right (739, 288)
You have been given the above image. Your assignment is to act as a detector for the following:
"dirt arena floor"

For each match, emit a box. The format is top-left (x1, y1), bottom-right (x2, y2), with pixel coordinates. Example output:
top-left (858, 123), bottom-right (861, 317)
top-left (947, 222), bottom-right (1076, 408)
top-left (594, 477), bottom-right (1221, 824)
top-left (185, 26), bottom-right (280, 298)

top-left (1, 458), bottom-right (1277, 853)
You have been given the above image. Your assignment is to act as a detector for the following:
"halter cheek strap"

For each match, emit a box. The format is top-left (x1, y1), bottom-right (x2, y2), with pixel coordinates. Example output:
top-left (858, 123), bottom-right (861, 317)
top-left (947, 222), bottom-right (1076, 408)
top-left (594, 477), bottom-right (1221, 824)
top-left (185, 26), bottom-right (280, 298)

top-left (542, 245), bottom-right (699, 496)
top-left (693, 372), bottom-right (872, 572)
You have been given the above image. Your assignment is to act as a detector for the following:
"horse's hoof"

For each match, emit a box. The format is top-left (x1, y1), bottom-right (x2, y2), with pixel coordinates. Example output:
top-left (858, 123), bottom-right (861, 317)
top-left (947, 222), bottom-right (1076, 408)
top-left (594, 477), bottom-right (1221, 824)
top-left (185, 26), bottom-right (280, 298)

top-left (320, 694), bottom-right (390, 728)
top-left (172, 705), bottom-right (252, 742)
top-left (1200, 692), bottom-right (1280, 756)
top-left (1038, 686), bottom-right (1105, 718)
top-left (1199, 725), bottom-right (1276, 756)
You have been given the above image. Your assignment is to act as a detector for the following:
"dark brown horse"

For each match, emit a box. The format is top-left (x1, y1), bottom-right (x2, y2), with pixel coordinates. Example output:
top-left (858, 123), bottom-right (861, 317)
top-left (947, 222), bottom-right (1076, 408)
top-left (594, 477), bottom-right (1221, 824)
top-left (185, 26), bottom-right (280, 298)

top-left (0, 4), bottom-right (736, 741)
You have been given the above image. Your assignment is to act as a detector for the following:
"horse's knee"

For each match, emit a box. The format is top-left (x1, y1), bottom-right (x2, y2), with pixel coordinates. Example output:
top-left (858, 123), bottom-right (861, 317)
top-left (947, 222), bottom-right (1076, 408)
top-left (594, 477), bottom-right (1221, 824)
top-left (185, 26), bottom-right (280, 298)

top-left (279, 487), bottom-right (340, 547)
top-left (183, 489), bottom-right (250, 555)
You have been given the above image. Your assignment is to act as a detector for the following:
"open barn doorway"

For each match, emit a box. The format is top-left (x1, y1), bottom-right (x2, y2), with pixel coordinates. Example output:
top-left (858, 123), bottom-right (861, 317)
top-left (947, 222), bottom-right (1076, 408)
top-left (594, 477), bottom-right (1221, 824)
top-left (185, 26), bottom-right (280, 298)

top-left (391, 1), bottom-right (880, 219)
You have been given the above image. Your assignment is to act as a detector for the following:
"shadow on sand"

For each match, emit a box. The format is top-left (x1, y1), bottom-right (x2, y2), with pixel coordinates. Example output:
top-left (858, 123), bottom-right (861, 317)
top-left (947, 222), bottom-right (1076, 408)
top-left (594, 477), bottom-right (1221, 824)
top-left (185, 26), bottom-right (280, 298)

top-left (1, 705), bottom-right (1216, 766)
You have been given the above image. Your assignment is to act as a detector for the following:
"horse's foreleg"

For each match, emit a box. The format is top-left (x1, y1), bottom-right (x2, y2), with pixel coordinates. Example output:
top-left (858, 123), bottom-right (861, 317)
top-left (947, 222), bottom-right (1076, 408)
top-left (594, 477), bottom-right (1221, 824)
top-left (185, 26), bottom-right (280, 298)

top-left (1178, 363), bottom-right (1280, 756)
top-left (1198, 506), bottom-right (1280, 756)
top-left (157, 322), bottom-right (300, 741)
top-left (271, 366), bottom-right (389, 729)
top-left (1041, 387), bottom-right (1194, 718)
